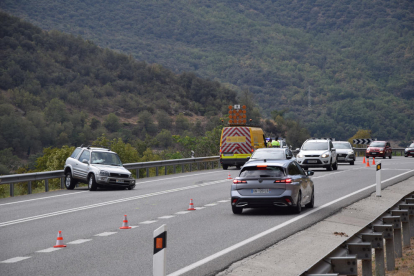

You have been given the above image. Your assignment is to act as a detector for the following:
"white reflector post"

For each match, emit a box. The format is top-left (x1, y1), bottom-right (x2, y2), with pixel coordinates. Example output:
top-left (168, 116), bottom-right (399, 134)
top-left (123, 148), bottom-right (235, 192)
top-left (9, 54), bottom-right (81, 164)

top-left (376, 163), bottom-right (382, 197)
top-left (153, 224), bottom-right (167, 276)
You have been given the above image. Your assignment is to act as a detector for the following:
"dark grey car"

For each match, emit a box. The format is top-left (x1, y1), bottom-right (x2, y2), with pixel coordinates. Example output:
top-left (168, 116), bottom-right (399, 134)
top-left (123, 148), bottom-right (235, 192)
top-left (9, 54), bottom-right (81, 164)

top-left (231, 159), bottom-right (314, 214)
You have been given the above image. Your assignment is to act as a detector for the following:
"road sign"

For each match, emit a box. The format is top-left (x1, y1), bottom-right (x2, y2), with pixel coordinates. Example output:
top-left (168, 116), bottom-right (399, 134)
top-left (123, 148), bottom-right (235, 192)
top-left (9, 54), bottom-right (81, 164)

top-left (353, 138), bottom-right (376, 145)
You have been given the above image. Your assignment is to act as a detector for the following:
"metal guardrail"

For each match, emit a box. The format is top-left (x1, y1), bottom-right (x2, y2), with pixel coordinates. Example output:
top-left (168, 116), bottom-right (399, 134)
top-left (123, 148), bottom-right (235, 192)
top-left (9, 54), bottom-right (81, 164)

top-left (0, 156), bottom-right (220, 197)
top-left (300, 173), bottom-right (414, 275)
top-left (353, 148), bottom-right (406, 157)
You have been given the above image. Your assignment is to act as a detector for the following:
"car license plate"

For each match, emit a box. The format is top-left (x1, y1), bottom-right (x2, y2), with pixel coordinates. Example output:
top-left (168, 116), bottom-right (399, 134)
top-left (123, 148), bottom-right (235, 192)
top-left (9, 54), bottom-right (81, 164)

top-left (338, 157), bottom-right (345, 160)
top-left (372, 152), bottom-right (377, 154)
top-left (307, 160), bottom-right (317, 163)
top-left (252, 189), bottom-right (270, 194)
top-left (116, 179), bottom-right (124, 183)
top-left (223, 153), bottom-right (233, 156)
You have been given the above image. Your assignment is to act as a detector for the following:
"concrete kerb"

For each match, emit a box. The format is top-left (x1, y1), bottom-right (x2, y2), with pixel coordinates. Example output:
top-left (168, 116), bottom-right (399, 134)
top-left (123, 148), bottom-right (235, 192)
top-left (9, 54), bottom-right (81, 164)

top-left (216, 174), bottom-right (414, 276)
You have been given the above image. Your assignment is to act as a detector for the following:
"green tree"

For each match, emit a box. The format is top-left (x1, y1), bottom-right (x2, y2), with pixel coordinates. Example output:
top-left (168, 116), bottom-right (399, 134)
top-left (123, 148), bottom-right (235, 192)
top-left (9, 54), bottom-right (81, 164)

top-left (44, 98), bottom-right (68, 123)
top-left (103, 113), bottom-right (121, 132)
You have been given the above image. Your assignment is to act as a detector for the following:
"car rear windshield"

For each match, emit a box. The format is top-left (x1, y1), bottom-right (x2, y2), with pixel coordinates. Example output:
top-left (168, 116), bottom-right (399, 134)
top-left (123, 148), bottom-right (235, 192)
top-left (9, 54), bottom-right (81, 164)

top-left (239, 166), bottom-right (285, 178)
top-left (302, 142), bottom-right (328, 150)
top-left (332, 143), bottom-right (351, 149)
top-left (91, 152), bottom-right (122, 166)
top-left (370, 142), bottom-right (386, 147)
top-left (251, 150), bottom-right (285, 160)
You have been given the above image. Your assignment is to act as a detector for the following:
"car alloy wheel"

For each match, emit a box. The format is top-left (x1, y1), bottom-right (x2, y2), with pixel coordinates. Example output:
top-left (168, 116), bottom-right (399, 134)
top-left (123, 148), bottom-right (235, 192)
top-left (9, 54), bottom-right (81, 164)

top-left (88, 175), bottom-right (97, 191)
top-left (293, 192), bottom-right (302, 214)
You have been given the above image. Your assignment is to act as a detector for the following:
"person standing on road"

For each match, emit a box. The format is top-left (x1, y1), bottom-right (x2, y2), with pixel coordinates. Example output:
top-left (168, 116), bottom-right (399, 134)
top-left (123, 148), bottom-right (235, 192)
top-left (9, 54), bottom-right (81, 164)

top-left (267, 139), bottom-right (273, 148)
top-left (272, 139), bottom-right (280, 148)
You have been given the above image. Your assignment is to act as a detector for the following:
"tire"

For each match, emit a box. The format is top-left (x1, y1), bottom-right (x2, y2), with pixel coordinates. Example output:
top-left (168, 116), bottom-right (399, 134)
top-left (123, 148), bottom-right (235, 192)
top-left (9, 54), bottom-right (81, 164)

top-left (127, 186), bottom-right (135, 190)
top-left (383, 155), bottom-right (386, 159)
top-left (389, 154), bottom-right (392, 159)
top-left (222, 165), bottom-right (228, 170)
top-left (326, 161), bottom-right (333, 171)
top-left (65, 172), bottom-right (77, 190)
top-left (232, 205), bottom-right (243, 214)
top-left (236, 165), bottom-right (241, 170)
top-left (305, 189), bottom-right (314, 208)
top-left (405, 155), bottom-right (408, 157)
top-left (292, 192), bottom-right (302, 214)
top-left (88, 174), bottom-right (98, 191)
top-left (350, 161), bottom-right (354, 165)
top-left (332, 160), bottom-right (338, 170)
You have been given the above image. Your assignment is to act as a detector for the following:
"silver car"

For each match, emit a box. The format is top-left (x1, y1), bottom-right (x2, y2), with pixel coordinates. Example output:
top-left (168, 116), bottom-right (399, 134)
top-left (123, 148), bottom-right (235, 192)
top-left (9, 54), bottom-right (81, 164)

top-left (332, 141), bottom-right (355, 165)
top-left (64, 146), bottom-right (136, 191)
top-left (246, 148), bottom-right (294, 163)
top-left (231, 159), bottom-right (314, 214)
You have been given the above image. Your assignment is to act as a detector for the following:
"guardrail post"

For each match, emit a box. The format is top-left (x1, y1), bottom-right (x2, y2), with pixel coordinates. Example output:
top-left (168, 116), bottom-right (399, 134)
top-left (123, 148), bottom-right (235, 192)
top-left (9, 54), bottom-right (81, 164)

top-left (28, 181), bottom-right (32, 194)
top-left (181, 164), bottom-right (184, 173)
top-left (10, 183), bottom-right (14, 197)
top-left (60, 177), bottom-right (64, 189)
top-left (197, 162), bottom-right (200, 171)
top-left (189, 163), bottom-right (192, 172)
top-left (399, 203), bottom-right (414, 237)
top-left (330, 256), bottom-right (357, 275)
top-left (45, 179), bottom-right (49, 192)
top-left (173, 165), bottom-right (176, 174)
top-left (362, 232), bottom-right (385, 276)
top-left (348, 243), bottom-right (372, 276)
top-left (383, 216), bottom-right (402, 258)
top-left (136, 169), bottom-right (139, 179)
top-left (156, 167), bottom-right (159, 176)
top-left (146, 168), bottom-right (149, 178)
top-left (373, 224), bottom-right (394, 271)
top-left (165, 166), bottom-right (167, 175)
top-left (392, 210), bottom-right (410, 248)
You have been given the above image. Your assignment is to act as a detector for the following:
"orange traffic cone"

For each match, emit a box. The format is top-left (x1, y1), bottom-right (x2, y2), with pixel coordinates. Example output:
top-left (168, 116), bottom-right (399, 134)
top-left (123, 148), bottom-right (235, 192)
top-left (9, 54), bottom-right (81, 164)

top-left (372, 157), bottom-right (376, 165)
top-left (363, 156), bottom-right (366, 164)
top-left (120, 215), bottom-right (132, 229)
top-left (53, 231), bottom-right (66, 248)
top-left (227, 173), bottom-right (232, 180)
top-left (188, 199), bottom-right (196, 211)
top-left (366, 159), bottom-right (370, 167)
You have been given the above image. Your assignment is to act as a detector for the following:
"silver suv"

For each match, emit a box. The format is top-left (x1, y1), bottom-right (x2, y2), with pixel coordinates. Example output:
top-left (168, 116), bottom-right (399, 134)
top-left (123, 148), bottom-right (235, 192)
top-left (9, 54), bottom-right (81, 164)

top-left (296, 139), bottom-right (338, 171)
top-left (64, 146), bottom-right (136, 191)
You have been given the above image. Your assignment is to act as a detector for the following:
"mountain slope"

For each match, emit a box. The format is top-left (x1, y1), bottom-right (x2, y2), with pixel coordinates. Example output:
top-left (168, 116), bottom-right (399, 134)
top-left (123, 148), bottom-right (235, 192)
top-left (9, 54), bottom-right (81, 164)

top-left (1, 0), bottom-right (413, 141)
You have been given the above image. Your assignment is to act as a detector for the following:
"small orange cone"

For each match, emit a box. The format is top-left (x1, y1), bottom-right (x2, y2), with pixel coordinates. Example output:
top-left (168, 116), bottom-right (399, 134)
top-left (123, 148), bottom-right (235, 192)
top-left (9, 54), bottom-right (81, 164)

top-left (53, 231), bottom-right (66, 248)
top-left (227, 173), bottom-right (232, 180)
top-left (188, 199), bottom-right (196, 211)
top-left (366, 159), bottom-right (370, 167)
top-left (120, 215), bottom-right (132, 229)
top-left (372, 157), bottom-right (376, 165)
top-left (363, 156), bottom-right (366, 164)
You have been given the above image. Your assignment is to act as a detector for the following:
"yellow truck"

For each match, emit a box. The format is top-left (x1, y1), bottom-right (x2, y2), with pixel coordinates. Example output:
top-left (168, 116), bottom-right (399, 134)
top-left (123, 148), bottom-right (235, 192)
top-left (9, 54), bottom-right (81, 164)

top-left (219, 126), bottom-right (266, 170)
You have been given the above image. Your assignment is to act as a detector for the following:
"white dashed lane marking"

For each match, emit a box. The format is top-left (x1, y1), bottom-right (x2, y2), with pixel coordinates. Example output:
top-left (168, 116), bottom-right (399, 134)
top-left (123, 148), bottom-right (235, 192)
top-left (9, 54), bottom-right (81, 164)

top-left (158, 216), bottom-right (175, 219)
top-left (67, 239), bottom-right (92, 245)
top-left (1, 257), bottom-right (31, 263)
top-left (36, 248), bottom-right (62, 253)
top-left (140, 220), bottom-right (157, 224)
top-left (175, 211), bottom-right (191, 215)
top-left (95, 232), bottom-right (117, 237)
top-left (130, 226), bottom-right (139, 229)
top-left (204, 203), bottom-right (217, 206)
top-left (194, 207), bottom-right (205, 210)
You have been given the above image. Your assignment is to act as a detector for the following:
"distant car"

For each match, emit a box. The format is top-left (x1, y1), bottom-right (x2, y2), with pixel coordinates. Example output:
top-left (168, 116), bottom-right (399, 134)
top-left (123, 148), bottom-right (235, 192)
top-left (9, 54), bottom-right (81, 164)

top-left (366, 141), bottom-right (392, 159)
top-left (296, 138), bottom-right (338, 171)
top-left (246, 148), bottom-right (294, 163)
top-left (405, 143), bottom-right (414, 157)
top-left (332, 141), bottom-right (355, 165)
top-left (230, 159), bottom-right (314, 214)
top-left (64, 146), bottom-right (136, 191)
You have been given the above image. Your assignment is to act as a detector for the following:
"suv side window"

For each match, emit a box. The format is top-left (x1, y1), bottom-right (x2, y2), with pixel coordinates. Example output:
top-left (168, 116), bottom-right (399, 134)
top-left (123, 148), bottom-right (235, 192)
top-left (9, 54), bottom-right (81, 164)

top-left (288, 163), bottom-right (300, 175)
top-left (70, 148), bottom-right (81, 159)
top-left (79, 150), bottom-right (90, 163)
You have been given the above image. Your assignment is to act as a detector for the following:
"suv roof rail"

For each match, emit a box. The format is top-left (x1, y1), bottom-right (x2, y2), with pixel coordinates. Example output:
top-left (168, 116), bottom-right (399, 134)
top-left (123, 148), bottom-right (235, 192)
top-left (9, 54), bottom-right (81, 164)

top-left (80, 144), bottom-right (84, 148)
top-left (309, 137), bottom-right (335, 141)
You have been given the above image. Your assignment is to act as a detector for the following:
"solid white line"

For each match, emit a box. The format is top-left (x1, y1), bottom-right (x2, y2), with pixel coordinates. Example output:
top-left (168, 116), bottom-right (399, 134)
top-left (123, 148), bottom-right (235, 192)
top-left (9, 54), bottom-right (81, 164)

top-left (36, 247), bottom-right (62, 253)
top-left (135, 170), bottom-right (223, 185)
top-left (168, 170), bottom-right (414, 276)
top-left (95, 232), bottom-right (117, 237)
top-left (67, 239), bottom-right (92, 244)
top-left (0, 180), bottom-right (227, 227)
top-left (0, 256), bottom-right (31, 263)
top-left (140, 220), bottom-right (157, 224)
top-left (0, 191), bottom-right (88, 206)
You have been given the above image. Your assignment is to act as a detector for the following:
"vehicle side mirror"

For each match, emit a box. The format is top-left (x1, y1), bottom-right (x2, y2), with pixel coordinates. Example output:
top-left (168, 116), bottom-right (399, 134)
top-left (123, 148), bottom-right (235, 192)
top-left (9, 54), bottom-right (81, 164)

top-left (246, 157), bottom-right (250, 160)
top-left (306, 171), bottom-right (314, 176)
top-left (82, 159), bottom-right (89, 164)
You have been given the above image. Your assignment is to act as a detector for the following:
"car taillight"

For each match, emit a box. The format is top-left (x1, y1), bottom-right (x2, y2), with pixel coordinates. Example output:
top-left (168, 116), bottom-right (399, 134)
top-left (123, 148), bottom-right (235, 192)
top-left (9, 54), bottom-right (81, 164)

top-left (274, 178), bottom-right (292, 184)
top-left (233, 180), bottom-right (247, 184)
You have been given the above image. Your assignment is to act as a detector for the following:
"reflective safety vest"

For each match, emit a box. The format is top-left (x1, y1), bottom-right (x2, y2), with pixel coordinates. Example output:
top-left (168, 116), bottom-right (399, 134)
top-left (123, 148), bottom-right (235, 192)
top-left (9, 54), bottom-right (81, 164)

top-left (272, 140), bottom-right (280, 147)
top-left (267, 141), bottom-right (272, 147)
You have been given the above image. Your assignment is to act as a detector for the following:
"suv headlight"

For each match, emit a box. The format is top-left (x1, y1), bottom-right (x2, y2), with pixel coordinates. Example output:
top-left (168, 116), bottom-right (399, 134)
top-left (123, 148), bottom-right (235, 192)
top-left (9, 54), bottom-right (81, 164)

top-left (348, 150), bottom-right (354, 154)
top-left (297, 153), bottom-right (304, 158)
top-left (99, 170), bottom-right (110, 176)
top-left (321, 153), bottom-right (330, 158)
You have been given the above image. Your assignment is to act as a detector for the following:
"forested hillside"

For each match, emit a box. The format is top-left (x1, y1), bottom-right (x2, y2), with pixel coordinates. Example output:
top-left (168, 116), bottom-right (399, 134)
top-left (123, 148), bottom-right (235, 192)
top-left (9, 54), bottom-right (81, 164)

top-left (1, 0), bottom-right (413, 142)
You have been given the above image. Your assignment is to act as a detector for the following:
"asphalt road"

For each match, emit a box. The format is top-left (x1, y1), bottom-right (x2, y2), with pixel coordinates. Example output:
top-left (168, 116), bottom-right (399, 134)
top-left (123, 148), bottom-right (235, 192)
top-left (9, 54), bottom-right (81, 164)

top-left (1, 157), bottom-right (413, 276)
